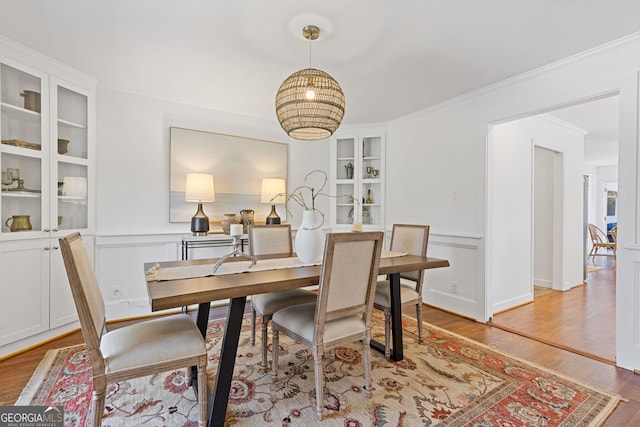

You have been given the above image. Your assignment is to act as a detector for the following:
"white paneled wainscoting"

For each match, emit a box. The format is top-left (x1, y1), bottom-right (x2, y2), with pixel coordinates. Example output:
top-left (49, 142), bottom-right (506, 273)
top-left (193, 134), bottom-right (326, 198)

top-left (95, 231), bottom-right (482, 322)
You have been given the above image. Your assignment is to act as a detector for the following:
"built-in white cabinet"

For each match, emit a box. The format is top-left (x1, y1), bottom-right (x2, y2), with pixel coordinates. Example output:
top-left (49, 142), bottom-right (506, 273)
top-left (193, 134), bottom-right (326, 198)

top-left (0, 43), bottom-right (96, 355)
top-left (330, 129), bottom-right (385, 230)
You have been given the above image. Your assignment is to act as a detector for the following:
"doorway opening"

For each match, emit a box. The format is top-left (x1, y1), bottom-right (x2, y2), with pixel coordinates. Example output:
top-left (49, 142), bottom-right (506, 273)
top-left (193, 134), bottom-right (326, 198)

top-left (487, 93), bottom-right (619, 363)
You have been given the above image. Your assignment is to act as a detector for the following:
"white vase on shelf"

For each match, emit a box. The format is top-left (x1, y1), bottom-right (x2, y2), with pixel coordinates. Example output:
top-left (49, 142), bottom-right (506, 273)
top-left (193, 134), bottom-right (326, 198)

top-left (295, 210), bottom-right (325, 264)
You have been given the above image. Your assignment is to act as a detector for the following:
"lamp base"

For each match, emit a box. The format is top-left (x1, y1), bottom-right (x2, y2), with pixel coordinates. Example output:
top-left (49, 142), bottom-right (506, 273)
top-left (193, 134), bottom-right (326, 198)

top-left (191, 202), bottom-right (210, 236)
top-left (266, 204), bottom-right (281, 225)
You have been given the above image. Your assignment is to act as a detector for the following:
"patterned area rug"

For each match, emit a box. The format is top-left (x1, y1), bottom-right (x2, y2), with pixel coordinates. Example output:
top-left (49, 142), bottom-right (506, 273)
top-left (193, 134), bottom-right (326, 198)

top-left (17, 312), bottom-right (622, 426)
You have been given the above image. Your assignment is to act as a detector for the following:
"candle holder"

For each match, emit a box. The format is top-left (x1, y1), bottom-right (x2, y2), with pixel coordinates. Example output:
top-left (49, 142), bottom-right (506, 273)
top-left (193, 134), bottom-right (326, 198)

top-left (212, 234), bottom-right (257, 273)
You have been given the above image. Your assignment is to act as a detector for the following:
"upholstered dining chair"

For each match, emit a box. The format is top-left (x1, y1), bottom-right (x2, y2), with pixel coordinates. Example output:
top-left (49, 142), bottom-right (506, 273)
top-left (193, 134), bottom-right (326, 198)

top-left (588, 223), bottom-right (616, 265)
top-left (248, 224), bottom-right (317, 368)
top-left (59, 233), bottom-right (208, 426)
top-left (374, 224), bottom-right (429, 359)
top-left (271, 231), bottom-right (384, 420)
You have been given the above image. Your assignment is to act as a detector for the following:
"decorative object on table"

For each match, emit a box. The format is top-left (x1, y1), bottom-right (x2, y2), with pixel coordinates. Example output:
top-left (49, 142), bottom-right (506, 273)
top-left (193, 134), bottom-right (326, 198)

top-left (20, 90), bottom-right (40, 112)
top-left (212, 223), bottom-right (256, 273)
top-left (57, 138), bottom-right (70, 154)
top-left (260, 178), bottom-right (286, 225)
top-left (277, 170), bottom-right (352, 263)
top-left (5, 214), bottom-right (32, 232)
top-left (344, 162), bottom-right (354, 179)
top-left (221, 213), bottom-right (238, 235)
top-left (275, 25), bottom-right (345, 141)
top-left (295, 209), bottom-right (325, 263)
top-left (239, 209), bottom-right (254, 233)
top-left (185, 173), bottom-right (215, 236)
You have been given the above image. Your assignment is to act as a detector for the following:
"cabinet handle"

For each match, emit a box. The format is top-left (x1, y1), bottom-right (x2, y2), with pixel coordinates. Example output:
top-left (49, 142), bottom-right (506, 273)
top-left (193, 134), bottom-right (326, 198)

top-left (52, 246), bottom-right (59, 250)
top-left (44, 247), bottom-right (50, 251)
top-left (52, 228), bottom-right (59, 232)
top-left (43, 228), bottom-right (50, 232)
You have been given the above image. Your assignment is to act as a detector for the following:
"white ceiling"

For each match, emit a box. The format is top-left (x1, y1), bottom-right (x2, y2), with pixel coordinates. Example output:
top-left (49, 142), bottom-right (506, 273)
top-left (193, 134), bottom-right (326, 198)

top-left (1, 1), bottom-right (640, 129)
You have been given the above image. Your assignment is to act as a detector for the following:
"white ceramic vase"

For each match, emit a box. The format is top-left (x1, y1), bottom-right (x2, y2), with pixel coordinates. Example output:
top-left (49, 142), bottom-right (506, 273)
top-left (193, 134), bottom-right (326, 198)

top-left (295, 210), bottom-right (325, 264)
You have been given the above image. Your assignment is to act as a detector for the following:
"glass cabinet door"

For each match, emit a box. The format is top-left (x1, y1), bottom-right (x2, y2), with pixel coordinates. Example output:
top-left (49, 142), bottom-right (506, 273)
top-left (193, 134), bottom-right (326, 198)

top-left (334, 136), bottom-right (356, 226)
top-left (1, 63), bottom-right (46, 236)
top-left (361, 135), bottom-right (383, 227)
top-left (53, 82), bottom-right (89, 231)
top-left (330, 131), bottom-right (385, 230)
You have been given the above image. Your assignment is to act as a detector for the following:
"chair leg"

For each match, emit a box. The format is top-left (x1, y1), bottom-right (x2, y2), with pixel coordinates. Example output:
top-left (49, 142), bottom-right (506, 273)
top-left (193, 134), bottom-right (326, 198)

top-left (363, 337), bottom-right (372, 398)
top-left (197, 358), bottom-right (207, 427)
top-left (91, 377), bottom-right (106, 427)
top-left (313, 346), bottom-right (324, 421)
top-left (261, 315), bottom-right (269, 368)
top-left (271, 325), bottom-right (279, 381)
top-left (250, 304), bottom-right (257, 346)
top-left (384, 308), bottom-right (391, 359)
top-left (416, 303), bottom-right (424, 343)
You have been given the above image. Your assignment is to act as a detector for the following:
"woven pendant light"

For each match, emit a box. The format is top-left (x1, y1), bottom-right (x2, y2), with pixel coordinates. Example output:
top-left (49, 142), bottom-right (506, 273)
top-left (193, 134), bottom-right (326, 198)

top-left (275, 26), bottom-right (345, 141)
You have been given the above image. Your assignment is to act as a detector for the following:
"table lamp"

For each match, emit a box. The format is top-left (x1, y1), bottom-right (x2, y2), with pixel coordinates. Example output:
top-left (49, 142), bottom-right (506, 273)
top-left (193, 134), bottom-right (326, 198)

top-left (185, 173), bottom-right (215, 236)
top-left (261, 178), bottom-right (286, 224)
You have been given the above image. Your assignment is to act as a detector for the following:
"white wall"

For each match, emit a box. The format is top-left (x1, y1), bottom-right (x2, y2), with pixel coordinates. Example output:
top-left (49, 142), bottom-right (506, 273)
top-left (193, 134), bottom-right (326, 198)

top-left (385, 35), bottom-right (640, 369)
top-left (491, 116), bottom-right (585, 312)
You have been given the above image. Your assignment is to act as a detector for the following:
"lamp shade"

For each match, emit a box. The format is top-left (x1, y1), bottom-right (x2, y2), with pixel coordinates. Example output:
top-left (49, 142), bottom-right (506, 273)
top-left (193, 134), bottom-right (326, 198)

top-left (260, 178), bottom-right (286, 204)
top-left (185, 173), bottom-right (215, 202)
top-left (275, 68), bottom-right (345, 141)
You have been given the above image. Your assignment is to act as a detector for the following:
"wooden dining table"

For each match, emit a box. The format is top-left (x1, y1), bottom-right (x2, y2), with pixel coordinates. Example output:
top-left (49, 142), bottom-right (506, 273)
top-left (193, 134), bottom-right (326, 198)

top-left (145, 253), bottom-right (449, 427)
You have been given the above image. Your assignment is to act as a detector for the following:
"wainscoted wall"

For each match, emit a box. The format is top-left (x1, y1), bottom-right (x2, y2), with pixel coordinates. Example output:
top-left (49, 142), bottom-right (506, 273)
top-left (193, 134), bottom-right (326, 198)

top-left (423, 233), bottom-right (483, 321)
top-left (95, 234), bottom-right (184, 319)
top-left (95, 230), bottom-right (476, 322)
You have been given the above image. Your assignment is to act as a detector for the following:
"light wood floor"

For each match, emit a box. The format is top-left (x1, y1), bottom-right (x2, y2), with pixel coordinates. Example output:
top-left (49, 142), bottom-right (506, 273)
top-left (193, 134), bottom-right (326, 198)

top-left (490, 257), bottom-right (616, 364)
top-left (2, 280), bottom-right (639, 425)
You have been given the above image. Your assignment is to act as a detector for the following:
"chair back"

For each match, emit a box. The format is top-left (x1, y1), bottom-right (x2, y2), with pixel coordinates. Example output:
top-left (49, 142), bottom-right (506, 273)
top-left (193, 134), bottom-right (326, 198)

top-left (248, 224), bottom-right (293, 256)
top-left (59, 233), bottom-right (106, 369)
top-left (314, 232), bottom-right (383, 340)
top-left (611, 226), bottom-right (618, 244)
top-left (588, 223), bottom-right (608, 245)
top-left (390, 224), bottom-right (430, 292)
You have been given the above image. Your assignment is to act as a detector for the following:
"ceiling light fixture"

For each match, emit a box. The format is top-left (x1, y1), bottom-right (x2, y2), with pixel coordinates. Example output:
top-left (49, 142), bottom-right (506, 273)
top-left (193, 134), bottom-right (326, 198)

top-left (275, 25), bottom-right (345, 141)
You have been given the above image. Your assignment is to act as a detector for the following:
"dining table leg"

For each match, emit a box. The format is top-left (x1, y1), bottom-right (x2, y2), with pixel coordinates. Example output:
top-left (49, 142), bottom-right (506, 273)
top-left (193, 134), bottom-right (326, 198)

top-left (370, 272), bottom-right (404, 361)
top-left (208, 296), bottom-right (247, 427)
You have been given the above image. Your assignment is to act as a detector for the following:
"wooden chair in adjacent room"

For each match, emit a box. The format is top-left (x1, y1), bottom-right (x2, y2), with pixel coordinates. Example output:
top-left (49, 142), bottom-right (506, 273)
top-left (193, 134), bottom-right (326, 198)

top-left (587, 223), bottom-right (616, 266)
top-left (373, 224), bottom-right (430, 359)
top-left (59, 233), bottom-right (208, 426)
top-left (271, 231), bottom-right (384, 420)
top-left (248, 224), bottom-right (317, 369)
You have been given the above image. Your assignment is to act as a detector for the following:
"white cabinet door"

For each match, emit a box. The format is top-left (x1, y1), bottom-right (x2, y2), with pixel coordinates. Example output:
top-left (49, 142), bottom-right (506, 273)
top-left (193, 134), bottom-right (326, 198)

top-left (0, 238), bottom-right (49, 346)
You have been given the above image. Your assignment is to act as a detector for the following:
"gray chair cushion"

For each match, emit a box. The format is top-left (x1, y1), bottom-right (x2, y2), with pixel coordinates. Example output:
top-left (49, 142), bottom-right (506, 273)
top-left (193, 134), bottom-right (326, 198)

top-left (374, 281), bottom-right (421, 307)
top-left (101, 315), bottom-right (206, 374)
top-left (252, 289), bottom-right (316, 316)
top-left (272, 302), bottom-right (366, 343)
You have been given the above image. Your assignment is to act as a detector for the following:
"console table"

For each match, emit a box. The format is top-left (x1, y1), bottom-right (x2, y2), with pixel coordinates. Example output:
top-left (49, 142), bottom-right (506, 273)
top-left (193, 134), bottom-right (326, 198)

top-left (181, 234), bottom-right (248, 260)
